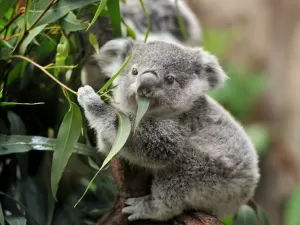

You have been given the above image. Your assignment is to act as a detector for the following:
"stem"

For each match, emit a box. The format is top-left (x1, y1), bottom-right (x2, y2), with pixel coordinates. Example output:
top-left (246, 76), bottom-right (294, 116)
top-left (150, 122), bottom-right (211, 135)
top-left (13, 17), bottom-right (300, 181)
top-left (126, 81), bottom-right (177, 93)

top-left (10, 55), bottom-right (77, 95)
top-left (27, 0), bottom-right (57, 31)
top-left (0, 12), bottom-right (23, 34)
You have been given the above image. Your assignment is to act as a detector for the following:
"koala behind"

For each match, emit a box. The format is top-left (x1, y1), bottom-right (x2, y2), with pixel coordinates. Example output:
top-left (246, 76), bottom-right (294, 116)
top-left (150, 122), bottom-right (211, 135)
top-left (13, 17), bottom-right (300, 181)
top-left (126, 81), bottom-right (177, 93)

top-left (77, 38), bottom-right (260, 221)
top-left (81, 0), bottom-right (202, 91)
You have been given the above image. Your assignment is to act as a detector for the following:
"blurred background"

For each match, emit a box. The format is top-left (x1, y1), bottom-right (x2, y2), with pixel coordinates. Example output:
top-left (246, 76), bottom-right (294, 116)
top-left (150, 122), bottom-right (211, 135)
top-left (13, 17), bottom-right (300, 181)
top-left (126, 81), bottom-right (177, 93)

top-left (185, 1), bottom-right (300, 224)
top-left (0, 0), bottom-right (300, 224)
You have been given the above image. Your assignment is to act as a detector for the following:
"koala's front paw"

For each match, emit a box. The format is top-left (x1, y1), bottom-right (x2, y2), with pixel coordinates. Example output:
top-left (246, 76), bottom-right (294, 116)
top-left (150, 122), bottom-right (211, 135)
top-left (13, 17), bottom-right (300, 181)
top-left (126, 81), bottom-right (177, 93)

top-left (77, 85), bottom-right (103, 109)
top-left (122, 196), bottom-right (151, 221)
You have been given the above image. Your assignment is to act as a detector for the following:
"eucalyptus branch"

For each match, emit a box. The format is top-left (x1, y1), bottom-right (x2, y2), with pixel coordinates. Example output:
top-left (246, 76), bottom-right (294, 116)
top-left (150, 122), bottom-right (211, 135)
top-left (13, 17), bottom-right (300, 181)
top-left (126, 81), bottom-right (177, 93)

top-left (10, 55), bottom-right (77, 95)
top-left (27, 0), bottom-right (57, 31)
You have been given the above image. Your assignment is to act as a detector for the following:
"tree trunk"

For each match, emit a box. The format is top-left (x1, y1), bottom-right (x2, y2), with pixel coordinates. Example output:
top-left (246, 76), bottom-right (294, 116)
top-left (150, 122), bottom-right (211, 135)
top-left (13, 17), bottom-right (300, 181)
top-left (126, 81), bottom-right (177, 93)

top-left (96, 159), bottom-right (224, 225)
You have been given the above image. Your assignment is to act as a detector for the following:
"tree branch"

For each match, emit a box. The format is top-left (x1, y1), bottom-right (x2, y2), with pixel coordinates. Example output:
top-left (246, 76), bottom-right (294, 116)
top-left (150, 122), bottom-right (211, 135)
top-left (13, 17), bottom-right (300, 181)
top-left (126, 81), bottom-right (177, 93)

top-left (96, 159), bottom-right (224, 225)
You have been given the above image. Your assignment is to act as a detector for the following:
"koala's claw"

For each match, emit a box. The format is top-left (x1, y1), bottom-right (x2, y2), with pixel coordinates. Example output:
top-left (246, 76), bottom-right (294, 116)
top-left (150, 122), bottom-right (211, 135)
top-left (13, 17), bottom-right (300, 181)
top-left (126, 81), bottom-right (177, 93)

top-left (77, 85), bottom-right (102, 108)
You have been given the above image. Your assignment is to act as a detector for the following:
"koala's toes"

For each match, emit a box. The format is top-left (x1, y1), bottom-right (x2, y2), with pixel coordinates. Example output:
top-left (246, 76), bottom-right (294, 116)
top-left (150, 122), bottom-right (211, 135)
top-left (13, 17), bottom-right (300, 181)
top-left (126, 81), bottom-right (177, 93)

top-left (122, 206), bottom-right (141, 221)
top-left (78, 85), bottom-right (95, 96)
top-left (125, 197), bottom-right (143, 206)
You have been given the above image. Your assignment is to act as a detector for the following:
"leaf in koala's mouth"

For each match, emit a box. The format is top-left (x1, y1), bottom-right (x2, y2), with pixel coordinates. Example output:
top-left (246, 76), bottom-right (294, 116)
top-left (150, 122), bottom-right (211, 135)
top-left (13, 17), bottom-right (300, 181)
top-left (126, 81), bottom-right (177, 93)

top-left (134, 97), bottom-right (150, 131)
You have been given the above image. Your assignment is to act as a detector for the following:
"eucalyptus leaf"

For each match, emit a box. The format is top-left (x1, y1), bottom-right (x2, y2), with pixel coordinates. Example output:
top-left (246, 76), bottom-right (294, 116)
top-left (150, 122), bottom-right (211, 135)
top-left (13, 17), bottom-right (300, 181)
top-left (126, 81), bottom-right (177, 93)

top-left (107, 0), bottom-right (122, 37)
top-left (88, 32), bottom-right (100, 55)
top-left (233, 205), bottom-right (257, 225)
top-left (86, 0), bottom-right (108, 30)
top-left (0, 0), bottom-right (17, 20)
top-left (26, 0), bottom-right (101, 27)
top-left (59, 11), bottom-right (88, 32)
top-left (139, 0), bottom-right (150, 43)
top-left (134, 97), bottom-right (150, 131)
top-left (98, 53), bottom-right (132, 94)
top-left (285, 186), bottom-right (300, 225)
top-left (51, 102), bottom-right (82, 199)
top-left (74, 110), bottom-right (131, 207)
top-left (0, 202), bottom-right (4, 225)
top-left (54, 35), bottom-right (70, 76)
top-left (19, 24), bottom-right (46, 55)
top-left (221, 217), bottom-right (233, 225)
top-left (257, 206), bottom-right (270, 225)
top-left (121, 18), bottom-right (136, 39)
top-left (5, 217), bottom-right (27, 225)
top-left (0, 134), bottom-right (96, 156)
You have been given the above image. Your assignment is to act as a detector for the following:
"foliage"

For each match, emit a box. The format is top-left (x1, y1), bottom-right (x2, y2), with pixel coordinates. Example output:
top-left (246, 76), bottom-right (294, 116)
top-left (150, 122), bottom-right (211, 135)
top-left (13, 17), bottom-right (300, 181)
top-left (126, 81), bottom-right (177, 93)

top-left (0, 0), bottom-right (274, 224)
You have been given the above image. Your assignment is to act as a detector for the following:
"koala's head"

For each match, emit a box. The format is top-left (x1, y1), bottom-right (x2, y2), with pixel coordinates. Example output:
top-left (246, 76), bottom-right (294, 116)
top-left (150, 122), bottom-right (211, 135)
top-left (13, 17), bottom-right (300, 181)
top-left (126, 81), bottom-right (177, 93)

top-left (95, 38), bottom-right (227, 116)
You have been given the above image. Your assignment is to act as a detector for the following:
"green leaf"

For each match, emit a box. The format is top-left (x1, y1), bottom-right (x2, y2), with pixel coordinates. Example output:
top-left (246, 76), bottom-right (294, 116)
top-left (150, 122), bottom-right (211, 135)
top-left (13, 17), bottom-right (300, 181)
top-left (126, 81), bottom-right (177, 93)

top-left (51, 102), bottom-right (82, 200)
top-left (0, 0), bottom-right (17, 20)
top-left (0, 202), bottom-right (4, 225)
top-left (0, 40), bottom-right (12, 59)
top-left (59, 11), bottom-right (88, 32)
top-left (0, 89), bottom-right (2, 100)
top-left (107, 0), bottom-right (122, 37)
top-left (139, 0), bottom-right (150, 43)
top-left (285, 186), bottom-right (300, 225)
top-left (87, 0), bottom-right (108, 30)
top-left (98, 53), bottom-right (132, 94)
top-left (257, 206), bottom-right (270, 225)
top-left (26, 0), bottom-right (101, 27)
top-left (0, 134), bottom-right (96, 156)
top-left (233, 205), bottom-right (258, 225)
top-left (19, 24), bottom-right (46, 55)
top-left (88, 32), bottom-right (100, 54)
top-left (121, 18), bottom-right (136, 39)
top-left (5, 217), bottom-right (27, 225)
top-left (54, 35), bottom-right (70, 76)
top-left (134, 97), bottom-right (150, 131)
top-left (74, 110), bottom-right (131, 207)
top-left (221, 217), bottom-right (233, 225)
top-left (0, 39), bottom-right (14, 49)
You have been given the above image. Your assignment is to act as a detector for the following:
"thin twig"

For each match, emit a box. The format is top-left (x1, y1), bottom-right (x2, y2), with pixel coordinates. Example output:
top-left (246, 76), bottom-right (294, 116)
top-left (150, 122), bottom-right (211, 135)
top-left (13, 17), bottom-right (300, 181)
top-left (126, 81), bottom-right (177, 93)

top-left (0, 12), bottom-right (23, 34)
top-left (10, 55), bottom-right (77, 95)
top-left (27, 0), bottom-right (57, 31)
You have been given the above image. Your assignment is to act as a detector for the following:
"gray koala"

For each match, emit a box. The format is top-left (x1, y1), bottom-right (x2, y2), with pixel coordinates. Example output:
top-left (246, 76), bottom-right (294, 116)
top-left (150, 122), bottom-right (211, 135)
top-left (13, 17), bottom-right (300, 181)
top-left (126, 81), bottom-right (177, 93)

top-left (81, 0), bottom-right (202, 91)
top-left (77, 38), bottom-right (260, 221)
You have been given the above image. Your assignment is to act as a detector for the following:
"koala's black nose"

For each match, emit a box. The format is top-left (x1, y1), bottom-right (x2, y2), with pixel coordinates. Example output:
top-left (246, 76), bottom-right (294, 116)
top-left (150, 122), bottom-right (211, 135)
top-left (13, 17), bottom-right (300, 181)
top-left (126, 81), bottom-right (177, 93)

top-left (137, 72), bottom-right (158, 98)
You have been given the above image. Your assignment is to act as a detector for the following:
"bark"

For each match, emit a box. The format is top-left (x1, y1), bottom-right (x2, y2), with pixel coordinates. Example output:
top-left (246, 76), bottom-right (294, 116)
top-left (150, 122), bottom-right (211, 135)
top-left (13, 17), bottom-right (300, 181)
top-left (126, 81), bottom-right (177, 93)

top-left (96, 159), bottom-right (224, 225)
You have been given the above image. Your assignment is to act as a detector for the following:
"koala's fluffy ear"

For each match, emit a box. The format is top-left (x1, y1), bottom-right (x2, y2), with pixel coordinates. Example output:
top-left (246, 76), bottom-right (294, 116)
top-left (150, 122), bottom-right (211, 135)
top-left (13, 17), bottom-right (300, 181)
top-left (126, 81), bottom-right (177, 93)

top-left (94, 38), bottom-right (135, 77)
top-left (197, 48), bottom-right (228, 91)
top-left (81, 38), bottom-right (135, 90)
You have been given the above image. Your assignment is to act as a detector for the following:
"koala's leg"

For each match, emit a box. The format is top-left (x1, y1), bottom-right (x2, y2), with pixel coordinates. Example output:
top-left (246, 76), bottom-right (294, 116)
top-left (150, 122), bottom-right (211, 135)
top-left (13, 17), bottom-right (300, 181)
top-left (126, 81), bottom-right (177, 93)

top-left (77, 85), bottom-right (117, 154)
top-left (122, 172), bottom-right (187, 221)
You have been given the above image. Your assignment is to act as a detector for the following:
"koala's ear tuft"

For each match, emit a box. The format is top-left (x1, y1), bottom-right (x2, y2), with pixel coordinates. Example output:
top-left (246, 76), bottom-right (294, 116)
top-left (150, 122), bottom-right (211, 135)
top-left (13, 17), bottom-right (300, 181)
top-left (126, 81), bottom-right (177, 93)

top-left (94, 38), bottom-right (135, 78)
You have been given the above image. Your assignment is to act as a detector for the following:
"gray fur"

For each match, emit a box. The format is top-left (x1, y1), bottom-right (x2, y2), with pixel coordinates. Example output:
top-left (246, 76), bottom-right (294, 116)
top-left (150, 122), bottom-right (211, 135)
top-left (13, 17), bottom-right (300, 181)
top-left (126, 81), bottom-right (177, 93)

top-left (77, 39), bottom-right (260, 221)
top-left (81, 0), bottom-right (201, 91)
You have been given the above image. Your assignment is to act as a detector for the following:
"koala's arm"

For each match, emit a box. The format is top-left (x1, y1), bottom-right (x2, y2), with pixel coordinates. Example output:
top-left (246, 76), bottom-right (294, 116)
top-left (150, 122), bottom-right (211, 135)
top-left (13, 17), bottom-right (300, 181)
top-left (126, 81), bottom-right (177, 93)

top-left (77, 85), bottom-right (118, 154)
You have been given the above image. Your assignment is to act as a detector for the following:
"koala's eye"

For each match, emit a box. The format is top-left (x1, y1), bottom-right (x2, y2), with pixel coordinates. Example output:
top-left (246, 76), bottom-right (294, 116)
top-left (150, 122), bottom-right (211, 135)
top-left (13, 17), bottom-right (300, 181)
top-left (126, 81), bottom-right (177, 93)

top-left (132, 68), bottom-right (138, 75)
top-left (165, 75), bottom-right (174, 84)
top-left (204, 65), bottom-right (214, 73)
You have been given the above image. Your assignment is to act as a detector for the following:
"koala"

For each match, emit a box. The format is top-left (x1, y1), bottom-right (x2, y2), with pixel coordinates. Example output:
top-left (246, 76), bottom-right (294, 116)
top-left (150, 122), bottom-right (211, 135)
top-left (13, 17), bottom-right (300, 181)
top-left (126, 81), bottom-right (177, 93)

top-left (77, 38), bottom-right (260, 221)
top-left (81, 0), bottom-right (202, 91)
top-left (120, 0), bottom-right (201, 46)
